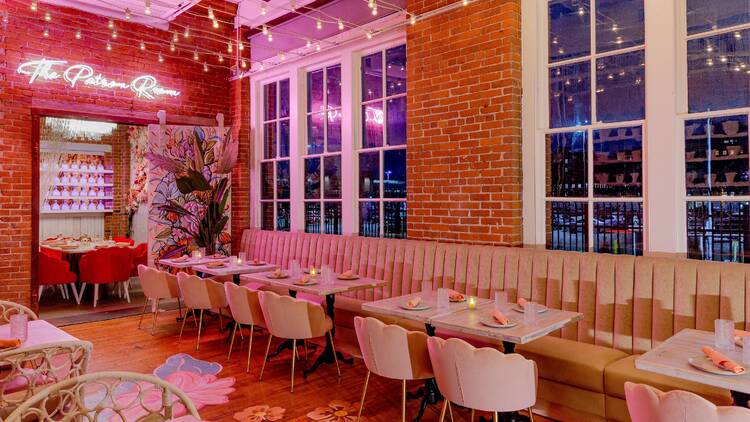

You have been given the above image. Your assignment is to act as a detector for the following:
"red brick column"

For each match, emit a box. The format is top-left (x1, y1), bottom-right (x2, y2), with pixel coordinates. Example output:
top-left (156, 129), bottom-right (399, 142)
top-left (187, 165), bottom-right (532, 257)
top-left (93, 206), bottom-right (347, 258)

top-left (230, 77), bottom-right (250, 253)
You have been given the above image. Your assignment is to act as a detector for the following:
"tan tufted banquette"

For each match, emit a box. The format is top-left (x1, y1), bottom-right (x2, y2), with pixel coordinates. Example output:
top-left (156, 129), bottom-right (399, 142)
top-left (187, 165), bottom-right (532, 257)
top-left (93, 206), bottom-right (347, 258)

top-left (240, 229), bottom-right (749, 421)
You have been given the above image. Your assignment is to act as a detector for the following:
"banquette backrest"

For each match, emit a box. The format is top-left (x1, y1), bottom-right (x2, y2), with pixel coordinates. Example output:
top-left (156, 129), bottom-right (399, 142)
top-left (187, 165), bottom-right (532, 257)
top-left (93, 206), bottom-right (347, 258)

top-left (240, 229), bottom-right (750, 355)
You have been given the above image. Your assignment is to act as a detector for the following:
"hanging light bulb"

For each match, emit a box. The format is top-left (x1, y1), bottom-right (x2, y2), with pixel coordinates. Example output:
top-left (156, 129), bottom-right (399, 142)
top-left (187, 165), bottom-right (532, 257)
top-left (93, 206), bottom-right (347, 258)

top-left (218, 53), bottom-right (224, 63)
top-left (279, 52), bottom-right (286, 61)
top-left (372, 5), bottom-right (378, 15)
top-left (30, 0), bottom-right (38, 11)
top-left (316, 42), bottom-right (321, 51)
top-left (241, 59), bottom-right (247, 68)
top-left (366, 30), bottom-right (373, 39)
top-left (368, 0), bottom-right (374, 8)
top-left (183, 26), bottom-right (190, 38)
top-left (44, 12), bottom-right (51, 21)
top-left (172, 31), bottom-right (179, 42)
top-left (261, 4), bottom-right (267, 15)
top-left (170, 42), bottom-right (176, 52)
top-left (338, 19), bottom-right (344, 30)
top-left (42, 27), bottom-right (49, 37)
top-left (410, 14), bottom-right (416, 25)
top-left (108, 19), bottom-right (114, 29)
top-left (212, 19), bottom-right (219, 29)
top-left (140, 40), bottom-right (146, 50)
top-left (193, 50), bottom-right (199, 60)
top-left (2, 14), bottom-right (8, 24)
top-left (158, 53), bottom-right (164, 63)
top-left (306, 38), bottom-right (311, 48)
top-left (106, 42), bottom-right (112, 51)
top-left (238, 42), bottom-right (244, 51)
top-left (207, 5), bottom-right (214, 19)
top-left (259, 62), bottom-right (265, 70)
top-left (267, 31), bottom-right (273, 42)
top-left (111, 30), bottom-right (117, 39)
top-left (203, 62), bottom-right (209, 72)
top-left (144, 0), bottom-right (151, 15)
top-left (262, 25), bottom-right (268, 35)
top-left (316, 19), bottom-right (322, 30)
top-left (124, 8), bottom-right (131, 20)
top-left (227, 42), bottom-right (233, 53)
top-left (75, 28), bottom-right (81, 39)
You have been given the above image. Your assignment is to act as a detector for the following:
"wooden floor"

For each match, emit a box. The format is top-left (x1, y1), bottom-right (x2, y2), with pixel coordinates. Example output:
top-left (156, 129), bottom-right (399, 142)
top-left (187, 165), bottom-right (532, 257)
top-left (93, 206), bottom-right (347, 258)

top-left (62, 310), bottom-right (554, 421)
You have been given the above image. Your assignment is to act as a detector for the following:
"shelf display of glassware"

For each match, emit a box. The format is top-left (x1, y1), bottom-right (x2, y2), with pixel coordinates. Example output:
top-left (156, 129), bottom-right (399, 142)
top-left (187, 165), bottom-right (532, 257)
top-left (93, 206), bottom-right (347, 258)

top-left (41, 154), bottom-right (114, 214)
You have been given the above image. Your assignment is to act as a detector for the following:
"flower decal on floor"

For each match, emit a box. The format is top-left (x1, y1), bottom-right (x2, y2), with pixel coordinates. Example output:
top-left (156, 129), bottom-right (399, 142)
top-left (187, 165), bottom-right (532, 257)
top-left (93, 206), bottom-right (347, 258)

top-left (154, 353), bottom-right (223, 378)
top-left (306, 400), bottom-right (359, 422)
top-left (233, 404), bottom-right (286, 421)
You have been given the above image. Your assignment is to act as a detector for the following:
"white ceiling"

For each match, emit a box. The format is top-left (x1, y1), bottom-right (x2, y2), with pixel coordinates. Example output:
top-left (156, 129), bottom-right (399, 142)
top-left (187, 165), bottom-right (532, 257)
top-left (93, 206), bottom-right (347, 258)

top-left (40, 0), bottom-right (201, 29)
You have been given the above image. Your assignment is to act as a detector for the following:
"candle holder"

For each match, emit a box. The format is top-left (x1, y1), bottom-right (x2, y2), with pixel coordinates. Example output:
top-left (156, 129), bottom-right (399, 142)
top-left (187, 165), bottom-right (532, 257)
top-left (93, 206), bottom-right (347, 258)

top-left (468, 296), bottom-right (477, 310)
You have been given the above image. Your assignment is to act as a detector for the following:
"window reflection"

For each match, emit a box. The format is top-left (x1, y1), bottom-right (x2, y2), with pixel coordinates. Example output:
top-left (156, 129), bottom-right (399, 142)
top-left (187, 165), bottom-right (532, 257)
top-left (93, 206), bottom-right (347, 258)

top-left (593, 202), bottom-right (643, 255)
top-left (687, 0), bottom-right (750, 35)
top-left (384, 149), bottom-right (406, 198)
top-left (261, 162), bottom-right (274, 200)
top-left (548, 0), bottom-right (590, 62)
top-left (276, 160), bottom-right (290, 200)
top-left (262, 202), bottom-right (274, 231)
top-left (327, 65), bottom-right (342, 109)
top-left (546, 201), bottom-right (588, 251)
top-left (546, 131), bottom-right (588, 197)
top-left (307, 113), bottom-right (325, 155)
top-left (264, 83), bottom-right (276, 121)
top-left (549, 62), bottom-right (591, 128)
top-left (362, 52), bottom-right (383, 101)
top-left (279, 120), bottom-right (290, 158)
top-left (384, 202), bottom-right (407, 239)
top-left (263, 122), bottom-right (276, 160)
top-left (279, 79), bottom-right (290, 118)
top-left (305, 158), bottom-right (321, 199)
top-left (359, 201), bottom-right (380, 237)
top-left (363, 103), bottom-right (384, 148)
top-left (359, 152), bottom-right (380, 199)
top-left (596, 51), bottom-right (645, 122)
top-left (386, 45), bottom-right (407, 96)
top-left (593, 126), bottom-right (642, 197)
top-left (687, 201), bottom-right (750, 262)
top-left (277, 202), bottom-right (290, 232)
top-left (324, 155), bottom-right (341, 199)
top-left (308, 70), bottom-right (325, 113)
top-left (305, 202), bottom-right (321, 234)
top-left (324, 202), bottom-right (342, 235)
top-left (387, 97), bottom-right (407, 146)
top-left (595, 0), bottom-right (644, 53)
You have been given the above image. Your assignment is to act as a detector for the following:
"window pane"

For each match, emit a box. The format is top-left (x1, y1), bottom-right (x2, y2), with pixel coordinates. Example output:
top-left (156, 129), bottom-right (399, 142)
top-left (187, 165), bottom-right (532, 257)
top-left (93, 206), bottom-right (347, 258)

top-left (327, 65), bottom-right (342, 109)
top-left (595, 0), bottom-right (644, 53)
top-left (324, 155), bottom-right (342, 199)
top-left (687, 30), bottom-right (750, 113)
top-left (305, 158), bottom-right (321, 199)
top-left (596, 50), bottom-right (645, 122)
top-left (546, 201), bottom-right (588, 251)
top-left (387, 97), bottom-right (407, 146)
top-left (327, 110), bottom-right (342, 152)
top-left (363, 102), bottom-right (384, 148)
top-left (324, 202), bottom-right (342, 235)
top-left (279, 120), bottom-right (290, 158)
top-left (305, 202), bottom-right (321, 234)
top-left (687, 201), bottom-right (750, 262)
top-left (263, 82), bottom-right (276, 121)
top-left (384, 201), bottom-right (407, 239)
top-left (277, 202), bottom-right (290, 232)
top-left (548, 0), bottom-right (590, 62)
top-left (307, 112), bottom-right (325, 155)
top-left (261, 202), bottom-right (274, 230)
top-left (685, 115), bottom-right (749, 196)
top-left (359, 151), bottom-right (380, 199)
top-left (593, 202), bottom-right (643, 255)
top-left (276, 160), bottom-right (290, 200)
top-left (362, 52), bottom-right (383, 101)
top-left (308, 69), bottom-right (325, 113)
top-left (593, 126), bottom-right (643, 197)
top-left (384, 149), bottom-right (407, 198)
top-left (359, 201), bottom-right (380, 237)
top-left (687, 0), bottom-right (750, 35)
top-left (279, 79), bottom-right (290, 118)
top-left (386, 44), bottom-right (407, 96)
top-left (549, 61), bottom-right (591, 128)
top-left (546, 131), bottom-right (588, 197)
top-left (263, 122), bottom-right (276, 159)
top-left (261, 162), bottom-right (274, 200)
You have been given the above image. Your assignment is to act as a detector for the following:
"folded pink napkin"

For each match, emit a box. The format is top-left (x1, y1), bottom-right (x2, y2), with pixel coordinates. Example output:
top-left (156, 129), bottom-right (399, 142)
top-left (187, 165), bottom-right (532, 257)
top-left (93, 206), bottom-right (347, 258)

top-left (702, 346), bottom-right (746, 374)
top-left (448, 290), bottom-right (465, 301)
top-left (491, 310), bottom-right (508, 325)
top-left (517, 297), bottom-right (528, 309)
top-left (0, 338), bottom-right (21, 349)
top-left (406, 297), bottom-right (421, 308)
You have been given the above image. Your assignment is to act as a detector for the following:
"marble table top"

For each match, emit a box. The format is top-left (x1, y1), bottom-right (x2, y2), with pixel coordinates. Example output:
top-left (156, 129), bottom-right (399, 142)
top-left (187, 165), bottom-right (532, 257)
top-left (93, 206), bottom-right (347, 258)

top-left (636, 329), bottom-right (750, 394)
top-left (241, 271), bottom-right (386, 296)
top-left (195, 261), bottom-right (278, 277)
top-left (158, 256), bottom-right (212, 269)
top-left (41, 241), bottom-right (133, 254)
top-left (361, 291), bottom-right (492, 324)
top-left (429, 301), bottom-right (583, 345)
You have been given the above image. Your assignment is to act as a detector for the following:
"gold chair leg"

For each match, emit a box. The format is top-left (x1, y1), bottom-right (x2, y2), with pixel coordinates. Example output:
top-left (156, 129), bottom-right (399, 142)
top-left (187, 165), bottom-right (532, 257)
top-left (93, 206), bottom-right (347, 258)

top-left (196, 309), bottom-right (204, 350)
top-left (218, 310), bottom-right (224, 332)
top-left (228, 322), bottom-right (239, 360)
top-left (291, 339), bottom-right (297, 393)
top-left (328, 331), bottom-right (341, 377)
top-left (528, 407), bottom-right (535, 422)
top-left (178, 308), bottom-right (189, 342)
top-left (470, 409), bottom-right (475, 422)
top-left (438, 400), bottom-right (448, 422)
top-left (447, 401), bottom-right (454, 422)
top-left (493, 412), bottom-right (499, 422)
top-left (259, 334), bottom-right (273, 381)
top-left (246, 325), bottom-right (254, 373)
top-left (357, 370), bottom-right (370, 421)
top-left (138, 298), bottom-right (149, 329)
top-left (177, 297), bottom-right (183, 319)
top-left (401, 379), bottom-right (407, 422)
top-left (151, 298), bottom-right (160, 335)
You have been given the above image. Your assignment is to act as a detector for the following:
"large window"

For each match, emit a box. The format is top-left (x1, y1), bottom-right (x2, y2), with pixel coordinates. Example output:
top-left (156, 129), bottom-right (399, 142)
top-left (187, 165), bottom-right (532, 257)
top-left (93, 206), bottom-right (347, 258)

top-left (260, 79), bottom-right (291, 231)
top-left (358, 44), bottom-right (407, 238)
top-left (545, 0), bottom-right (645, 254)
top-left (684, 1), bottom-right (750, 262)
top-left (305, 65), bottom-right (343, 234)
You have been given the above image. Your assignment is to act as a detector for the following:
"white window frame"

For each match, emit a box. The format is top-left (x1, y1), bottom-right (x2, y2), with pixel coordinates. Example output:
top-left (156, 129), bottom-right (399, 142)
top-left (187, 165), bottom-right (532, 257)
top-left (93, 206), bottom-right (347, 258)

top-left (259, 78), bottom-right (291, 232)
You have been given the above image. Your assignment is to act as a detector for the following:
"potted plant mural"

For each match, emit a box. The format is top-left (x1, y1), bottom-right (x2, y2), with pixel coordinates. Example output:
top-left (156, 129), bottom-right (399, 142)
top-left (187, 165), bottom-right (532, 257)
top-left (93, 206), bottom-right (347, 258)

top-left (147, 127), bottom-right (238, 256)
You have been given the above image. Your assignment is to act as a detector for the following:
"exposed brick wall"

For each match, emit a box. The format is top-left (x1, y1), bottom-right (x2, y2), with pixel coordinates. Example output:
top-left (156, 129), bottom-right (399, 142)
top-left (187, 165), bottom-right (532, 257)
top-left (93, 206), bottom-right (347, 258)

top-left (102, 125), bottom-right (131, 239)
top-left (406, 0), bottom-right (523, 246)
top-left (0, 0), bottom-right (240, 306)
top-left (230, 77), bottom-right (250, 254)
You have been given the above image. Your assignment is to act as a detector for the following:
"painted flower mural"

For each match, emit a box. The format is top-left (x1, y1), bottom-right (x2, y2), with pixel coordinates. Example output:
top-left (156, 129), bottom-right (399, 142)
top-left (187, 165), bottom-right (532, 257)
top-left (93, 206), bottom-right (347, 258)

top-left (147, 125), bottom-right (237, 261)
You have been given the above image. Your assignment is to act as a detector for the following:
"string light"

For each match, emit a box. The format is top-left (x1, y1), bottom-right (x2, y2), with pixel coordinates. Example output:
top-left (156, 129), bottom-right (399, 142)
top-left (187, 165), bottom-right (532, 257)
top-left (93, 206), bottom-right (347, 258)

top-left (183, 26), bottom-right (190, 38)
top-left (169, 42), bottom-right (176, 52)
top-left (139, 40), bottom-right (146, 50)
top-left (106, 42), bottom-right (112, 51)
top-left (144, 0), bottom-right (151, 15)
top-left (172, 31), bottom-right (179, 42)
top-left (74, 28), bottom-right (82, 39)
top-left (30, 0), bottom-right (37, 11)
top-left (124, 8), bottom-right (131, 20)
top-left (306, 38), bottom-right (311, 48)
top-left (227, 42), bottom-right (233, 53)
top-left (42, 27), bottom-right (49, 37)
top-left (261, 4), bottom-right (267, 15)
top-left (108, 19), bottom-right (114, 29)
top-left (372, 5), bottom-right (378, 15)
top-left (111, 29), bottom-right (117, 39)
top-left (262, 25), bottom-right (268, 35)
top-left (241, 59), bottom-right (247, 68)
top-left (218, 53), bottom-right (224, 63)
top-left (158, 53), bottom-right (164, 63)
top-left (207, 6), bottom-right (214, 19)
top-left (338, 19), bottom-right (344, 30)
top-left (366, 30), bottom-right (373, 39)
top-left (3, 14), bottom-right (10, 24)
top-left (193, 50), bottom-right (199, 60)
top-left (259, 62), bottom-right (265, 70)
top-left (316, 19), bottom-right (322, 30)
top-left (267, 30), bottom-right (273, 42)
top-left (368, 0), bottom-right (374, 8)
top-left (44, 12), bottom-right (51, 21)
top-left (212, 19), bottom-right (219, 29)
top-left (316, 41), bottom-right (321, 51)
top-left (577, 6), bottom-right (584, 15)
top-left (238, 42), bottom-right (244, 51)
top-left (410, 14), bottom-right (416, 25)
top-left (290, 0), bottom-right (297, 11)
top-left (279, 52), bottom-right (286, 61)
top-left (203, 62), bottom-right (209, 72)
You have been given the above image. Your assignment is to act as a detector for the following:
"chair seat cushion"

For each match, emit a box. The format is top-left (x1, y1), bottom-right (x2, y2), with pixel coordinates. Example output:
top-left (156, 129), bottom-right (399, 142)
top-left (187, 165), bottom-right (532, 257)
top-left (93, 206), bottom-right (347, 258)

top-left (515, 336), bottom-right (627, 393)
top-left (604, 354), bottom-right (732, 405)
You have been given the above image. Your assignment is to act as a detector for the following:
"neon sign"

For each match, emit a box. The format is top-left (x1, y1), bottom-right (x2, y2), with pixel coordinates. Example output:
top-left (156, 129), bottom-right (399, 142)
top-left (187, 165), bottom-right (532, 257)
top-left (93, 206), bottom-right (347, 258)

top-left (364, 106), bottom-right (384, 125)
top-left (17, 58), bottom-right (181, 99)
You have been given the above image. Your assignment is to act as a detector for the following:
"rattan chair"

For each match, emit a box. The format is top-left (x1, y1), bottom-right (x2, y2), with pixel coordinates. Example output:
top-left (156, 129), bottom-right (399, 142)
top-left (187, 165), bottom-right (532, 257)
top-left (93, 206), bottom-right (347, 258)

top-left (0, 300), bottom-right (38, 324)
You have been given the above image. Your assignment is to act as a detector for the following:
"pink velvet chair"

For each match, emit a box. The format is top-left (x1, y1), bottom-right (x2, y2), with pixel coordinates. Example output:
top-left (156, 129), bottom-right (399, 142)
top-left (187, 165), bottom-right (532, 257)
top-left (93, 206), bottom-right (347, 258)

top-left (224, 282), bottom-right (266, 372)
top-left (427, 336), bottom-right (537, 422)
top-left (257, 290), bottom-right (339, 392)
top-left (625, 382), bottom-right (750, 422)
top-left (354, 316), bottom-right (433, 422)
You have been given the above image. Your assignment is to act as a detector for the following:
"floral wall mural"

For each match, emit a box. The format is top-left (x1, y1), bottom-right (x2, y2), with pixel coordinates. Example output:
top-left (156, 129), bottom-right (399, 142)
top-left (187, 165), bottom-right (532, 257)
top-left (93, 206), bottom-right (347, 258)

top-left (146, 125), bottom-right (236, 263)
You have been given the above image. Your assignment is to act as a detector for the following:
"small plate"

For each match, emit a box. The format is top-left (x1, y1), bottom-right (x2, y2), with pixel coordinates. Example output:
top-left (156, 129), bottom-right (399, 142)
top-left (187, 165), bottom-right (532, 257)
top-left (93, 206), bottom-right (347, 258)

top-left (449, 297), bottom-right (466, 303)
top-left (337, 274), bottom-right (360, 280)
top-left (266, 273), bottom-right (289, 279)
top-left (294, 280), bottom-right (318, 286)
top-left (172, 256), bottom-right (191, 263)
top-left (480, 317), bottom-right (518, 328)
top-left (688, 355), bottom-right (746, 376)
top-left (249, 261), bottom-right (267, 266)
top-left (303, 269), bottom-right (319, 274)
top-left (206, 262), bottom-right (226, 268)
top-left (511, 305), bottom-right (548, 313)
top-left (399, 302), bottom-right (431, 311)
top-left (207, 254), bottom-right (226, 260)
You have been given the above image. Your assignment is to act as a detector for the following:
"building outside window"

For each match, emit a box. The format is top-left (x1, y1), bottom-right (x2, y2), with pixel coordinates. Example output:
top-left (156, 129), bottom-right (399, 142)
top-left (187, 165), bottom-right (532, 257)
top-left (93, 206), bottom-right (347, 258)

top-left (545, 0), bottom-right (645, 254)
top-left (260, 79), bottom-right (291, 231)
top-left (304, 64), bottom-right (343, 234)
top-left (359, 44), bottom-right (407, 238)
top-left (684, 1), bottom-right (750, 262)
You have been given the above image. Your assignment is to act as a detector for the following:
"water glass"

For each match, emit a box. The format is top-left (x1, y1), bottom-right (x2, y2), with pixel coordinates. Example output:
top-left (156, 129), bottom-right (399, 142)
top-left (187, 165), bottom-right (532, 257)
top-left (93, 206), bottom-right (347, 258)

top-left (10, 314), bottom-right (28, 342)
top-left (743, 337), bottom-right (750, 365)
top-left (199, 247), bottom-right (206, 257)
top-left (322, 265), bottom-right (333, 285)
top-left (494, 290), bottom-right (508, 310)
top-left (437, 288), bottom-right (450, 310)
top-left (523, 302), bottom-right (538, 325)
top-left (239, 252), bottom-right (246, 261)
top-left (291, 260), bottom-right (300, 278)
top-left (715, 319), bottom-right (736, 350)
top-left (421, 281), bottom-right (432, 294)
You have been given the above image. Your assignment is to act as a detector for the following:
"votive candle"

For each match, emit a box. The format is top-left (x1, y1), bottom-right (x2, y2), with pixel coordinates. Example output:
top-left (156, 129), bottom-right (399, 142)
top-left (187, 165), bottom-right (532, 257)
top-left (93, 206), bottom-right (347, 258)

top-left (468, 296), bottom-right (477, 310)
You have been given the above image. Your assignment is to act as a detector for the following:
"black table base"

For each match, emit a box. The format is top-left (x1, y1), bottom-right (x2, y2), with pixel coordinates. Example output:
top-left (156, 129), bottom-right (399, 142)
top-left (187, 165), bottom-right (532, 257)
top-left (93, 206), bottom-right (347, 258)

top-left (732, 390), bottom-right (750, 408)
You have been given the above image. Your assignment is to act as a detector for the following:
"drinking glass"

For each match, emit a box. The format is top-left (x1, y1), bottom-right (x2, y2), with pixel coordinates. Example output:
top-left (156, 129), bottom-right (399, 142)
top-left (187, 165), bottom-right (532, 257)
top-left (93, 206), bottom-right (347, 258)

top-left (10, 314), bottom-right (28, 342)
top-left (421, 281), bottom-right (432, 294)
top-left (437, 288), bottom-right (450, 310)
top-left (291, 260), bottom-right (300, 278)
top-left (523, 302), bottom-right (538, 326)
top-left (743, 337), bottom-right (750, 365)
top-left (322, 265), bottom-right (333, 285)
top-left (239, 252), bottom-right (246, 261)
top-left (715, 319), bottom-right (736, 350)
top-left (494, 290), bottom-right (508, 310)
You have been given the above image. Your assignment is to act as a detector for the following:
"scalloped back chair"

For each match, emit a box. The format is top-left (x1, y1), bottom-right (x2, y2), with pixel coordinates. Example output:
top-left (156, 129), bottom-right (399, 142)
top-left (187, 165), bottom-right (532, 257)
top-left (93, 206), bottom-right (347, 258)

top-left (257, 290), bottom-right (339, 392)
top-left (130, 243), bottom-right (148, 277)
top-left (177, 272), bottom-right (228, 350)
top-left (6, 371), bottom-right (201, 421)
top-left (137, 265), bottom-right (182, 334)
top-left (78, 247), bottom-right (134, 306)
top-left (0, 340), bottom-right (92, 419)
top-left (427, 336), bottom-right (537, 422)
top-left (38, 252), bottom-right (78, 302)
top-left (0, 300), bottom-right (38, 324)
top-left (625, 382), bottom-right (750, 422)
top-left (224, 282), bottom-right (266, 372)
top-left (113, 236), bottom-right (135, 246)
top-left (354, 316), bottom-right (433, 422)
